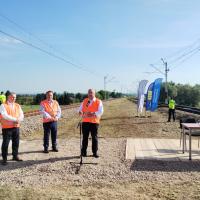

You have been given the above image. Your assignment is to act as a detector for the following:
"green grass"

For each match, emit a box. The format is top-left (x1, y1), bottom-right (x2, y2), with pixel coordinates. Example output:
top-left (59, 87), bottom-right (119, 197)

top-left (21, 105), bottom-right (39, 112)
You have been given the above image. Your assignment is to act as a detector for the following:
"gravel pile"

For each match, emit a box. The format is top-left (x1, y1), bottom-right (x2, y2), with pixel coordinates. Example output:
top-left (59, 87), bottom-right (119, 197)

top-left (19, 107), bottom-right (79, 136)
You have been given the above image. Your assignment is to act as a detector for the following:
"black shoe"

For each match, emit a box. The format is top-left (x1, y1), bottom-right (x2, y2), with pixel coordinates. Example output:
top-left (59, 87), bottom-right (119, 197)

top-left (13, 156), bottom-right (23, 162)
top-left (43, 149), bottom-right (49, 153)
top-left (52, 148), bottom-right (59, 152)
top-left (2, 159), bottom-right (7, 166)
top-left (93, 153), bottom-right (99, 158)
top-left (81, 152), bottom-right (87, 157)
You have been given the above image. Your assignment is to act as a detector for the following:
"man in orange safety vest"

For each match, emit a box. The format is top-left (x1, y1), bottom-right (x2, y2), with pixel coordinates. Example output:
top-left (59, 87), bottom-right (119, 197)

top-left (78, 89), bottom-right (103, 158)
top-left (40, 91), bottom-right (61, 153)
top-left (0, 92), bottom-right (24, 165)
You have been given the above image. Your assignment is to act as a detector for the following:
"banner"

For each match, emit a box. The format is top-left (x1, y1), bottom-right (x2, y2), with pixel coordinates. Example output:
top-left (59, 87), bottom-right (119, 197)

top-left (146, 82), bottom-right (154, 111)
top-left (151, 78), bottom-right (163, 112)
top-left (137, 80), bottom-right (148, 113)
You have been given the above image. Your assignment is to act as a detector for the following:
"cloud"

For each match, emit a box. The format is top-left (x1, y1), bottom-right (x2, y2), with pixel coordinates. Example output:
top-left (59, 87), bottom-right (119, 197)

top-left (0, 36), bottom-right (22, 45)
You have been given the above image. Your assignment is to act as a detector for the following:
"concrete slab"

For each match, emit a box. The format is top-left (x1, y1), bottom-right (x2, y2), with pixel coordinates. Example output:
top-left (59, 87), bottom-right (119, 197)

top-left (126, 138), bottom-right (200, 161)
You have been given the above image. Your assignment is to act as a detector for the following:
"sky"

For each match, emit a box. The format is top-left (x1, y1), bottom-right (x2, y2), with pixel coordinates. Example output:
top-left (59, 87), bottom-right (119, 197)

top-left (0, 0), bottom-right (200, 94)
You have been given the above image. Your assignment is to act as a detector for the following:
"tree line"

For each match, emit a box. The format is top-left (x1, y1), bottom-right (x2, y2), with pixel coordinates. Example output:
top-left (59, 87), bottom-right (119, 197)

top-left (2, 90), bottom-right (123, 105)
top-left (159, 82), bottom-right (200, 107)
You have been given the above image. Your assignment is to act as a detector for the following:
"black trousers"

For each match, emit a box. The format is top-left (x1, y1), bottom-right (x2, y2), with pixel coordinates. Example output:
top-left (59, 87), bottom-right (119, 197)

top-left (43, 121), bottom-right (57, 149)
top-left (1, 128), bottom-right (20, 160)
top-left (81, 122), bottom-right (99, 154)
top-left (168, 109), bottom-right (175, 122)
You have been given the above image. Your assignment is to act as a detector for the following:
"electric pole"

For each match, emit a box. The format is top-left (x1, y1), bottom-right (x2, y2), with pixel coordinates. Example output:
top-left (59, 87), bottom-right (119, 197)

top-left (161, 58), bottom-right (169, 104)
top-left (104, 75), bottom-right (115, 100)
top-left (104, 76), bottom-right (107, 100)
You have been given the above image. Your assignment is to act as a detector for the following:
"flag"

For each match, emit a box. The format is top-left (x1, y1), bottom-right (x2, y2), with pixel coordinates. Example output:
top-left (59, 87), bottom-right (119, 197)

top-left (137, 80), bottom-right (148, 113)
top-left (151, 78), bottom-right (163, 111)
top-left (146, 82), bottom-right (154, 111)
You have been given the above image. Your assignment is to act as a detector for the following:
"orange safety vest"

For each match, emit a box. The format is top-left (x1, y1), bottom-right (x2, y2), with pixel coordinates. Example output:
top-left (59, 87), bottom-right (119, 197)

top-left (82, 98), bottom-right (101, 124)
top-left (40, 99), bottom-right (59, 123)
top-left (0, 102), bottom-right (21, 129)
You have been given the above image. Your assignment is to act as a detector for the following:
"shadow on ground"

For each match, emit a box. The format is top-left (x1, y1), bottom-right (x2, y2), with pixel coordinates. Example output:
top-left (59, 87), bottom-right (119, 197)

top-left (130, 158), bottom-right (200, 172)
top-left (0, 154), bottom-right (80, 172)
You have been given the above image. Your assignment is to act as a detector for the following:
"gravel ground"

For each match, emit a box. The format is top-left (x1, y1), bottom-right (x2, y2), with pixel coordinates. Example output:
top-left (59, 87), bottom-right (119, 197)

top-left (1, 138), bottom-right (200, 199)
top-left (1, 99), bottom-right (200, 199)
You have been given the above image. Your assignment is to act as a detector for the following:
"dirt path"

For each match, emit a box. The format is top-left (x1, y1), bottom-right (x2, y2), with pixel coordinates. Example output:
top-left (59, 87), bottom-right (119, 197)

top-left (20, 98), bottom-right (182, 140)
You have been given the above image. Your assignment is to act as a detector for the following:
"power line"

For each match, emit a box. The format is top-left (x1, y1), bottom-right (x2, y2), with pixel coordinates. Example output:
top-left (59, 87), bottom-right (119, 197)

top-left (0, 29), bottom-right (100, 76)
top-left (163, 38), bottom-right (200, 62)
top-left (150, 64), bottom-right (165, 75)
top-left (0, 13), bottom-right (103, 76)
top-left (168, 45), bottom-right (200, 65)
top-left (151, 38), bottom-right (200, 70)
top-left (0, 13), bottom-right (131, 91)
top-left (171, 48), bottom-right (200, 70)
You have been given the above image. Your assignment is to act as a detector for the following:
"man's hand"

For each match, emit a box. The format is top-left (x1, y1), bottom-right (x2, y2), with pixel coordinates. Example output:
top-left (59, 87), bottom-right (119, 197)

top-left (86, 112), bottom-right (96, 117)
top-left (14, 118), bottom-right (20, 125)
top-left (50, 116), bottom-right (58, 121)
top-left (54, 116), bottom-right (59, 121)
top-left (79, 111), bottom-right (83, 116)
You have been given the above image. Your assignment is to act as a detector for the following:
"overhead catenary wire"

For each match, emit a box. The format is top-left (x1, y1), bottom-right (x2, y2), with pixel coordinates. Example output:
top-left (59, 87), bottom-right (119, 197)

top-left (168, 45), bottom-right (200, 66)
top-left (0, 29), bottom-right (100, 76)
top-left (0, 13), bottom-right (133, 93)
top-left (170, 48), bottom-right (200, 70)
top-left (0, 28), bottom-right (125, 93)
top-left (0, 12), bottom-right (97, 76)
top-left (162, 38), bottom-right (200, 63)
top-left (150, 37), bottom-right (200, 72)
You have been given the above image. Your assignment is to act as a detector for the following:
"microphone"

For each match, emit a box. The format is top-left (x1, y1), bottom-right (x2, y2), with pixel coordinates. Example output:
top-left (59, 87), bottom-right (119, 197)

top-left (86, 100), bottom-right (90, 107)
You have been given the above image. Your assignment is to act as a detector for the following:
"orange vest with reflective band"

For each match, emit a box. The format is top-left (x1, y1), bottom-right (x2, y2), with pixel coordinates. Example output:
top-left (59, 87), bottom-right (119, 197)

top-left (40, 100), bottom-right (59, 123)
top-left (82, 98), bottom-right (101, 124)
top-left (1, 102), bottom-right (21, 129)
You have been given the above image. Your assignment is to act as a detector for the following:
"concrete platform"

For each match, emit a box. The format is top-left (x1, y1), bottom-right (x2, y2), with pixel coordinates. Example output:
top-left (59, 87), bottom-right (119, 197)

top-left (126, 138), bottom-right (200, 161)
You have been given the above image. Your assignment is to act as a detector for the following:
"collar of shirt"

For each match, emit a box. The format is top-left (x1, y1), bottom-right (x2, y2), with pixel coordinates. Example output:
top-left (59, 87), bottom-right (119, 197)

top-left (6, 101), bottom-right (15, 109)
top-left (89, 97), bottom-right (96, 103)
top-left (48, 100), bottom-right (54, 104)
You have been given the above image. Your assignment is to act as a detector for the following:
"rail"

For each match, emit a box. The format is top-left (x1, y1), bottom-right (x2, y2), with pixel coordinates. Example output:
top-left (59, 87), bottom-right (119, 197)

top-left (159, 104), bottom-right (200, 115)
top-left (24, 98), bottom-right (115, 117)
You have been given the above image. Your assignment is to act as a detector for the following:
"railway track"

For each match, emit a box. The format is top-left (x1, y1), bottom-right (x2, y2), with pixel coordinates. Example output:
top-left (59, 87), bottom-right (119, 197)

top-left (24, 98), bottom-right (115, 118)
top-left (159, 104), bottom-right (200, 115)
top-left (130, 97), bottom-right (200, 115)
top-left (24, 103), bottom-right (80, 117)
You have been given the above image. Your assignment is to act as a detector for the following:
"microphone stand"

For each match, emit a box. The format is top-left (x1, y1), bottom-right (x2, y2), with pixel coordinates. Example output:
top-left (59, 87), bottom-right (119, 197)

top-left (77, 100), bottom-right (91, 165)
top-left (77, 119), bottom-right (83, 165)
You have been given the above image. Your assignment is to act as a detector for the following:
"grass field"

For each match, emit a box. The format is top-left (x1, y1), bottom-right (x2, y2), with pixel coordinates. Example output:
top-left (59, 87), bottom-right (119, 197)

top-left (21, 105), bottom-right (39, 112)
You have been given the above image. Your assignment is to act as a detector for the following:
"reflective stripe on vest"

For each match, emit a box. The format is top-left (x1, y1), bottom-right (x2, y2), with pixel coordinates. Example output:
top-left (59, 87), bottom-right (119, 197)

top-left (82, 98), bottom-right (100, 124)
top-left (40, 100), bottom-right (59, 123)
top-left (1, 103), bottom-right (21, 129)
top-left (169, 100), bottom-right (175, 109)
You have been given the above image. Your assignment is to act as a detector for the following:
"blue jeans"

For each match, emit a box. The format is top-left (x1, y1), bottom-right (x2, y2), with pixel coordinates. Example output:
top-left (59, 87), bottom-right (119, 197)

top-left (43, 121), bottom-right (57, 149)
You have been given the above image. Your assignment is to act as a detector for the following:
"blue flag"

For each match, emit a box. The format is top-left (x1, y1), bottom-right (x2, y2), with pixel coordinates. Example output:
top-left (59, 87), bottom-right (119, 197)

top-left (146, 83), bottom-right (154, 111)
top-left (151, 78), bottom-right (162, 112)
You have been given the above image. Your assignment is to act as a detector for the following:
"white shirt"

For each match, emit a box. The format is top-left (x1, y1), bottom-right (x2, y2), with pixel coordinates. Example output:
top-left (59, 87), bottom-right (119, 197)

top-left (78, 97), bottom-right (104, 117)
top-left (40, 100), bottom-right (61, 119)
top-left (0, 102), bottom-right (24, 122)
